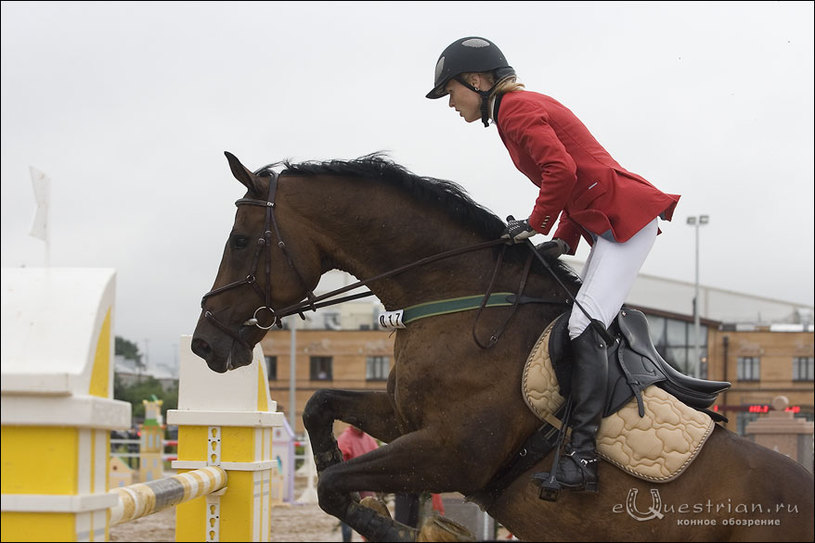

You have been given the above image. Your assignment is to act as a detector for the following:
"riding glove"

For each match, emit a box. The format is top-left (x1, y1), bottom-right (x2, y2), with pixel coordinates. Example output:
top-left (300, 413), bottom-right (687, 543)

top-left (502, 217), bottom-right (536, 244)
top-left (537, 238), bottom-right (571, 259)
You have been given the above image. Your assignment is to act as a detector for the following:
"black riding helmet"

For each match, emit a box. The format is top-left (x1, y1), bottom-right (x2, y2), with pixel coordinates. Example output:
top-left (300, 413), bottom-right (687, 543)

top-left (426, 37), bottom-right (516, 127)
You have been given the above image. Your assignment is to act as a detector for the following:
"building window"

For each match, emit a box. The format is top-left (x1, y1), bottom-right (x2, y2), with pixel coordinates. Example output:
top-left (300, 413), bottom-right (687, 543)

top-left (644, 313), bottom-right (707, 376)
top-left (793, 357), bottom-right (814, 381)
top-left (265, 356), bottom-right (277, 380)
top-left (310, 356), bottom-right (333, 381)
top-left (737, 356), bottom-right (761, 381)
top-left (366, 356), bottom-right (390, 381)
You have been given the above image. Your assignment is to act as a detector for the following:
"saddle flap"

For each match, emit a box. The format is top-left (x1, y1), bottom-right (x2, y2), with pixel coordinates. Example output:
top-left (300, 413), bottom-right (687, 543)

top-left (617, 308), bottom-right (730, 399)
top-left (605, 341), bottom-right (665, 416)
top-left (617, 309), bottom-right (731, 405)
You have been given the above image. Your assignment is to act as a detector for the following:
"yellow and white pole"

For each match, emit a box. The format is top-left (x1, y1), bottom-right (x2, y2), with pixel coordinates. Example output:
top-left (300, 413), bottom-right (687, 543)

top-left (168, 336), bottom-right (284, 542)
top-left (109, 466), bottom-right (226, 525)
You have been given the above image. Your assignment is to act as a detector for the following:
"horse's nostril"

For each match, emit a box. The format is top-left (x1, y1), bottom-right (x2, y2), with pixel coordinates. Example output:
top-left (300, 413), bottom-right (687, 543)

top-left (190, 337), bottom-right (211, 359)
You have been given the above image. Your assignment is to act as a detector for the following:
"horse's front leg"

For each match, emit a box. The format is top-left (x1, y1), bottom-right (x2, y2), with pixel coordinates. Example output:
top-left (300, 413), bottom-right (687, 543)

top-left (302, 389), bottom-right (416, 539)
top-left (302, 389), bottom-right (402, 472)
top-left (318, 427), bottom-right (484, 542)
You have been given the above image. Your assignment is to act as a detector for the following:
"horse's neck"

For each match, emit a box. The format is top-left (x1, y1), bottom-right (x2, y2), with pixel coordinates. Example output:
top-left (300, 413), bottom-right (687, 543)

top-left (324, 219), bottom-right (488, 310)
top-left (283, 176), bottom-right (491, 309)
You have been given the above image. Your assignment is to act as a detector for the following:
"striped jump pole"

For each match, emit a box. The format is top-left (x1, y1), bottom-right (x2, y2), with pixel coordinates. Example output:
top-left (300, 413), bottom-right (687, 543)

top-left (109, 466), bottom-right (226, 526)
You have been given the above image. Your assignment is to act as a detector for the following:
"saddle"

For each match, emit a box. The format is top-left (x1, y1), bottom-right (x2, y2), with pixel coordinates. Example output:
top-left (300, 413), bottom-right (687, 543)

top-left (547, 307), bottom-right (731, 420)
top-left (471, 307), bottom-right (731, 506)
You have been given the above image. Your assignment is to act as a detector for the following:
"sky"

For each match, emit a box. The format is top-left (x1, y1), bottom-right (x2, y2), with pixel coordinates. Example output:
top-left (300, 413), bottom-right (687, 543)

top-left (2, 1), bottom-right (813, 373)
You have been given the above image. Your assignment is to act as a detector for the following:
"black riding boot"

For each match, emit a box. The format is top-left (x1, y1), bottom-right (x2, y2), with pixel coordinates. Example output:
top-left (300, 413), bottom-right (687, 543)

top-left (552, 326), bottom-right (608, 492)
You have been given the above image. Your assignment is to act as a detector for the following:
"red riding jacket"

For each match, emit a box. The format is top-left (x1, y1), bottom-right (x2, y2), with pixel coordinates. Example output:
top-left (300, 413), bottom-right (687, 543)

top-left (494, 90), bottom-right (680, 254)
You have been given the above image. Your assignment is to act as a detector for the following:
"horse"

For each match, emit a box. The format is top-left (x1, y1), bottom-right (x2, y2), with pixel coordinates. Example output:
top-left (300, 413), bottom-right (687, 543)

top-left (191, 151), bottom-right (814, 542)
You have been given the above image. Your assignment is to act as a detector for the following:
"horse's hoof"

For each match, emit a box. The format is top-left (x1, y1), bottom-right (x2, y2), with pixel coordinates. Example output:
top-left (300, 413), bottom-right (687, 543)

top-left (360, 496), bottom-right (392, 519)
top-left (418, 515), bottom-right (476, 542)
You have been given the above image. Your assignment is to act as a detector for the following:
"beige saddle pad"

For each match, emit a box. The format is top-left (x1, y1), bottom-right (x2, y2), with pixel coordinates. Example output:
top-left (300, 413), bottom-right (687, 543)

top-left (522, 320), bottom-right (714, 483)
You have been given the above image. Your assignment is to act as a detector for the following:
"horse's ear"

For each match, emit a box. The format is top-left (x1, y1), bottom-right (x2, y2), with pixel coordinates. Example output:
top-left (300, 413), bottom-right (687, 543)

top-left (224, 151), bottom-right (264, 195)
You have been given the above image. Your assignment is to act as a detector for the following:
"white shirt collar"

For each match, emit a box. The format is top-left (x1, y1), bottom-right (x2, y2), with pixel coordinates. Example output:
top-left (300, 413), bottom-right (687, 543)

top-left (489, 95), bottom-right (497, 124)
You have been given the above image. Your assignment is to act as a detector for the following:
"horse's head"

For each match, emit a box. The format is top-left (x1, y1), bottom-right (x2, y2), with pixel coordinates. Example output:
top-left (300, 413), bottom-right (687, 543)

top-left (191, 152), bottom-right (321, 373)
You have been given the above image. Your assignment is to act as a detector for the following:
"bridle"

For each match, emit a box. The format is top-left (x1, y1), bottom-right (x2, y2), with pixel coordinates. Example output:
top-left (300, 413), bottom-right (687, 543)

top-left (199, 168), bottom-right (570, 350)
top-left (200, 170), bottom-right (318, 347)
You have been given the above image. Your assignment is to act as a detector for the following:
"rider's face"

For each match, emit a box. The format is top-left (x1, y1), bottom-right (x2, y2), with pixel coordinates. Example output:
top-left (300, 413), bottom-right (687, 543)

top-left (445, 78), bottom-right (483, 124)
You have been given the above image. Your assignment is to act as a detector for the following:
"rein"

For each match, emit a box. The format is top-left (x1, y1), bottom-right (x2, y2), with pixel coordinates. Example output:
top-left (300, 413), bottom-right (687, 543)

top-left (275, 240), bottom-right (535, 350)
top-left (274, 238), bottom-right (508, 321)
top-left (471, 248), bottom-right (534, 349)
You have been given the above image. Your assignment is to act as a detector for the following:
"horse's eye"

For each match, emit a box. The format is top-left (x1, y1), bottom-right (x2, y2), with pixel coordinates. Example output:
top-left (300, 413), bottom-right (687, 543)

top-left (231, 235), bottom-right (250, 250)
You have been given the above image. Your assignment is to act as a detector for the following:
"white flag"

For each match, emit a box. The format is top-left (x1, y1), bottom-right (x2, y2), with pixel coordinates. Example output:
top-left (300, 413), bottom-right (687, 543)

top-left (29, 166), bottom-right (50, 242)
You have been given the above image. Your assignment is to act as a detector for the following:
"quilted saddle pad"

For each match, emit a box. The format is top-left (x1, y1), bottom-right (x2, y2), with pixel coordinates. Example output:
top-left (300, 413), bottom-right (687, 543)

top-left (522, 320), bottom-right (715, 482)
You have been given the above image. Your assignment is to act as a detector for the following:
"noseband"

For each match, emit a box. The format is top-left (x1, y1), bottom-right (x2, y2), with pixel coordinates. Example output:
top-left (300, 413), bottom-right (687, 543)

top-left (200, 170), bottom-right (317, 346)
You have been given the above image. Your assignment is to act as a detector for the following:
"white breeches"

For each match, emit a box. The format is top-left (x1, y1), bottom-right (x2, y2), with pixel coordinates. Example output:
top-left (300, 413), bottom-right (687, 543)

top-left (568, 219), bottom-right (659, 340)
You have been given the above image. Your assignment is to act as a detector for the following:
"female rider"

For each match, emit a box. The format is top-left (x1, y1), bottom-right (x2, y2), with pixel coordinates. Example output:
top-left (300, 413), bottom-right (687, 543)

top-left (426, 37), bottom-right (680, 493)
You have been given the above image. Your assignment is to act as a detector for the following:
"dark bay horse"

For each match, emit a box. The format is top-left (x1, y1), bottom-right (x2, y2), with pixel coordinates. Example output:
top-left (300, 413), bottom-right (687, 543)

top-left (192, 152), bottom-right (814, 542)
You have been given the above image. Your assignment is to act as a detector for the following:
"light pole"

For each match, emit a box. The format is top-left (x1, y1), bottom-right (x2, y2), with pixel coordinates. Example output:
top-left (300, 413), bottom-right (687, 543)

top-left (289, 318), bottom-right (297, 435)
top-left (686, 215), bottom-right (709, 378)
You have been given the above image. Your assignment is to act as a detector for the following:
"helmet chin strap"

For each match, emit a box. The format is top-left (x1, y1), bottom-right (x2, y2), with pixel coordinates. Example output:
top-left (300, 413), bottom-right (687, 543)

top-left (455, 76), bottom-right (493, 127)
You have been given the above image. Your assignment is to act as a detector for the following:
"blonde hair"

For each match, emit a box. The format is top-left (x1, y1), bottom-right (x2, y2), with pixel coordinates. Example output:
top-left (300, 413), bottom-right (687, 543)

top-left (460, 71), bottom-right (525, 97)
top-left (492, 76), bottom-right (525, 95)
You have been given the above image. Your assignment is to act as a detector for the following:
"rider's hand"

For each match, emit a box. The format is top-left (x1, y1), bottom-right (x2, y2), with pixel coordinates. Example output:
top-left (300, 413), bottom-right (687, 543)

top-left (537, 238), bottom-right (570, 259)
top-left (502, 216), bottom-right (536, 244)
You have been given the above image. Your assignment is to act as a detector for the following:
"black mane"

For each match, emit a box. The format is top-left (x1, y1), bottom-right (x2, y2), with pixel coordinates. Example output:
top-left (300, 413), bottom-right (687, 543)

top-left (280, 152), bottom-right (505, 239)
top-left (269, 153), bottom-right (581, 288)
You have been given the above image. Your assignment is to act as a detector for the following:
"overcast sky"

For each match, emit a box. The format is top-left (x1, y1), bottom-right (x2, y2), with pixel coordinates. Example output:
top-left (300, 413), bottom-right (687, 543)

top-left (2, 1), bottom-right (813, 371)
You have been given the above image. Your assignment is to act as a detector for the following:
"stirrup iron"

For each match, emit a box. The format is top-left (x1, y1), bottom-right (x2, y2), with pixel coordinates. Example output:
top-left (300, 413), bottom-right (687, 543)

top-left (532, 397), bottom-right (573, 502)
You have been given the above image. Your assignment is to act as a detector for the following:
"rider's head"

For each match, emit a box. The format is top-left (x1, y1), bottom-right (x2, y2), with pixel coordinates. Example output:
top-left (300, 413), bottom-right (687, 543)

top-left (426, 37), bottom-right (520, 127)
